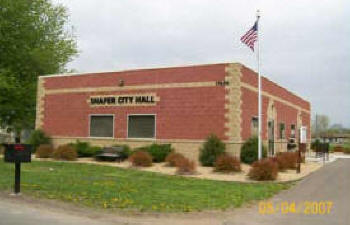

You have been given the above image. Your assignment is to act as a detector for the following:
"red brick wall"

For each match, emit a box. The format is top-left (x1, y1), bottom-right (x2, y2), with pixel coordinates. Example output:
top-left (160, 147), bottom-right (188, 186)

top-left (240, 88), bottom-right (270, 140)
top-left (42, 64), bottom-right (227, 140)
top-left (240, 65), bottom-right (310, 141)
top-left (241, 66), bottom-right (310, 111)
top-left (275, 101), bottom-right (299, 139)
top-left (44, 64), bottom-right (227, 89)
top-left (41, 63), bottom-right (311, 143)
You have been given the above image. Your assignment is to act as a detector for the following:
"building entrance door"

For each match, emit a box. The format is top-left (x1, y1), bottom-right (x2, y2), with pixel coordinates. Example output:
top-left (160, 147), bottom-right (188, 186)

top-left (268, 120), bottom-right (274, 156)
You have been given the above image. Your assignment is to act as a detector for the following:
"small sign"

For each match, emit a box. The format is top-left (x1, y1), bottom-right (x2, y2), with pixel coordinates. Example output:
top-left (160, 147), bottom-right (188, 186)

top-left (4, 144), bottom-right (32, 163)
top-left (216, 81), bottom-right (230, 86)
top-left (300, 126), bottom-right (307, 144)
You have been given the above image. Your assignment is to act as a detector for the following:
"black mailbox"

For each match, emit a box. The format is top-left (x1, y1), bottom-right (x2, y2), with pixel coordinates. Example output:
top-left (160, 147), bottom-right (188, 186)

top-left (4, 144), bottom-right (32, 163)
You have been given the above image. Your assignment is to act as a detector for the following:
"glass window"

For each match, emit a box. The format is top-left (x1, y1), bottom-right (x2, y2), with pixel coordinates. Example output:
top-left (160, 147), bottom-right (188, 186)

top-left (90, 115), bottom-right (114, 137)
top-left (251, 117), bottom-right (258, 137)
top-left (279, 123), bottom-right (285, 139)
top-left (128, 115), bottom-right (155, 138)
top-left (290, 124), bottom-right (296, 138)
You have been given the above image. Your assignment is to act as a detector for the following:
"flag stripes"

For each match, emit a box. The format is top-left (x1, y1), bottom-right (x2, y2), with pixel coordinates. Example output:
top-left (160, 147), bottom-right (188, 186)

top-left (240, 21), bottom-right (258, 51)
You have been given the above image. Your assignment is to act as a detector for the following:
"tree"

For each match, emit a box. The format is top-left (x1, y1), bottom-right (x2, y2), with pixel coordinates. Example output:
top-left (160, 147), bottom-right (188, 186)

top-left (0, 0), bottom-right (77, 139)
top-left (312, 114), bottom-right (329, 137)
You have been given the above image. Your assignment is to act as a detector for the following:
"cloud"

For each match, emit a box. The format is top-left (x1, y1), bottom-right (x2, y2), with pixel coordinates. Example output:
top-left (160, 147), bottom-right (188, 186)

top-left (57, 0), bottom-right (350, 127)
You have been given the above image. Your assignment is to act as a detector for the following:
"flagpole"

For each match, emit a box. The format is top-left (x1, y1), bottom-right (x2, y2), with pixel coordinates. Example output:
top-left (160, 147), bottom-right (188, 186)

top-left (257, 10), bottom-right (262, 160)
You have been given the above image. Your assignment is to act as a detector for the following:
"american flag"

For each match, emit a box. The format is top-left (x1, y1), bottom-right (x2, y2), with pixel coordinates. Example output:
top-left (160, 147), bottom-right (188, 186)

top-left (240, 21), bottom-right (258, 51)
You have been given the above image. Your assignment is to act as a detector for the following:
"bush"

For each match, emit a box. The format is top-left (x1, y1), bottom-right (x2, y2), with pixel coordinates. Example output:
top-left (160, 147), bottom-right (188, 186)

top-left (287, 138), bottom-right (297, 151)
top-left (137, 143), bottom-right (173, 162)
top-left (274, 152), bottom-right (298, 171)
top-left (311, 139), bottom-right (321, 151)
top-left (176, 157), bottom-right (196, 175)
top-left (69, 141), bottom-right (102, 157)
top-left (129, 151), bottom-right (152, 167)
top-left (248, 158), bottom-right (278, 181)
top-left (214, 154), bottom-right (241, 172)
top-left (113, 144), bottom-right (131, 160)
top-left (27, 129), bottom-right (51, 152)
top-left (199, 134), bottom-right (226, 166)
top-left (333, 146), bottom-right (344, 152)
top-left (343, 147), bottom-right (350, 154)
top-left (35, 144), bottom-right (54, 158)
top-left (52, 145), bottom-right (78, 161)
top-left (165, 152), bottom-right (185, 167)
top-left (240, 137), bottom-right (267, 164)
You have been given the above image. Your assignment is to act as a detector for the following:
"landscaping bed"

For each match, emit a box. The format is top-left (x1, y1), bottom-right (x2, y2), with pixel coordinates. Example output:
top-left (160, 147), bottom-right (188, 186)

top-left (0, 160), bottom-right (291, 212)
top-left (48, 157), bottom-right (322, 182)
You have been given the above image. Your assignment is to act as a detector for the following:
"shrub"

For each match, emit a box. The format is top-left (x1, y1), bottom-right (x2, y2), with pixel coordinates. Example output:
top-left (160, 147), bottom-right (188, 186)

top-left (287, 138), bottom-right (297, 151)
top-left (69, 141), bottom-right (102, 157)
top-left (113, 144), bottom-right (131, 160)
top-left (199, 134), bottom-right (226, 166)
top-left (138, 143), bottom-right (173, 162)
top-left (248, 158), bottom-right (278, 181)
top-left (333, 146), bottom-right (344, 152)
top-left (343, 147), bottom-right (350, 154)
top-left (35, 144), bottom-right (54, 158)
top-left (27, 129), bottom-right (51, 152)
top-left (214, 154), bottom-right (241, 172)
top-left (72, 141), bottom-right (89, 156)
top-left (274, 152), bottom-right (298, 171)
top-left (176, 157), bottom-right (196, 175)
top-left (129, 151), bottom-right (152, 167)
top-left (52, 145), bottom-right (78, 161)
top-left (240, 137), bottom-right (267, 164)
top-left (311, 139), bottom-right (321, 151)
top-left (165, 152), bottom-right (185, 167)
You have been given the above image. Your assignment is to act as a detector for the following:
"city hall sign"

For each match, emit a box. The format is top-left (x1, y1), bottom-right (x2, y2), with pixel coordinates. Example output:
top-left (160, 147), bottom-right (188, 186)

top-left (88, 93), bottom-right (159, 107)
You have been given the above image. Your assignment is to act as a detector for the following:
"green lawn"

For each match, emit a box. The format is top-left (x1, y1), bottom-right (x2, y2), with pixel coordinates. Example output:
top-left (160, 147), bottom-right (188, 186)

top-left (0, 160), bottom-right (291, 212)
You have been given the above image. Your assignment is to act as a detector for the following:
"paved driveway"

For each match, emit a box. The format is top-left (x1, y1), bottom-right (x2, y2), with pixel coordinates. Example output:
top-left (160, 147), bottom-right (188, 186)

top-left (225, 158), bottom-right (350, 225)
top-left (0, 159), bottom-right (349, 225)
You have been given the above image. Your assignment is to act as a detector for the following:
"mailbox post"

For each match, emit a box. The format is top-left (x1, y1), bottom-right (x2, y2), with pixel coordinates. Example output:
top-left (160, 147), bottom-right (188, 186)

top-left (3, 144), bottom-right (32, 194)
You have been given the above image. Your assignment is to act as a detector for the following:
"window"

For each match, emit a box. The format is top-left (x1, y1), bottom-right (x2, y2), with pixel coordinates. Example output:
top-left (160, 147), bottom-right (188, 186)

top-left (279, 123), bottom-right (285, 139)
top-left (90, 115), bottom-right (114, 137)
top-left (251, 117), bottom-right (258, 136)
top-left (290, 124), bottom-right (296, 138)
top-left (128, 115), bottom-right (155, 138)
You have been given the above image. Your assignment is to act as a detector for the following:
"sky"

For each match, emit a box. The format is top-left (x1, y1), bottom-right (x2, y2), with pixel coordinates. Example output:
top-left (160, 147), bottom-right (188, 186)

top-left (56, 0), bottom-right (350, 128)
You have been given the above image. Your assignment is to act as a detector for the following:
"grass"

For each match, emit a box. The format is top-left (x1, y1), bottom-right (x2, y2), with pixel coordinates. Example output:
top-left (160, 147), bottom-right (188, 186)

top-left (0, 160), bottom-right (291, 212)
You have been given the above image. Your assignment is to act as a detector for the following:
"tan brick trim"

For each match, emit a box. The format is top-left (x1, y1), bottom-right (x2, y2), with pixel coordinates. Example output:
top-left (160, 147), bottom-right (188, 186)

top-left (224, 63), bottom-right (242, 142)
top-left (241, 82), bottom-right (310, 114)
top-left (44, 81), bottom-right (217, 95)
top-left (267, 98), bottom-right (277, 136)
top-left (51, 136), bottom-right (246, 145)
top-left (51, 136), bottom-right (206, 143)
top-left (35, 77), bottom-right (45, 129)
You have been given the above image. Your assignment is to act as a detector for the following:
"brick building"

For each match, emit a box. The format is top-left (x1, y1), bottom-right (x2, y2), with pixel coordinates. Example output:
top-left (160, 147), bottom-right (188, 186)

top-left (35, 63), bottom-right (311, 160)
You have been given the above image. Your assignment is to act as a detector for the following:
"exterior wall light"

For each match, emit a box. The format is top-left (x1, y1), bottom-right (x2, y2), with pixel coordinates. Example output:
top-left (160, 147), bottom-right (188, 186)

top-left (119, 79), bottom-right (124, 87)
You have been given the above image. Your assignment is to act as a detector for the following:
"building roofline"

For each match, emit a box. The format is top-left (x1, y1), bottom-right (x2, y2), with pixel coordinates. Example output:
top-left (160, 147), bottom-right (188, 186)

top-left (240, 65), bottom-right (310, 104)
top-left (38, 62), bottom-right (237, 78)
top-left (39, 61), bottom-right (309, 104)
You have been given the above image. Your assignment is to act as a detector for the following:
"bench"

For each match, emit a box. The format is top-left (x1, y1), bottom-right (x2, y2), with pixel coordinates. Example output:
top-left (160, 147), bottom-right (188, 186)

top-left (95, 146), bottom-right (126, 162)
